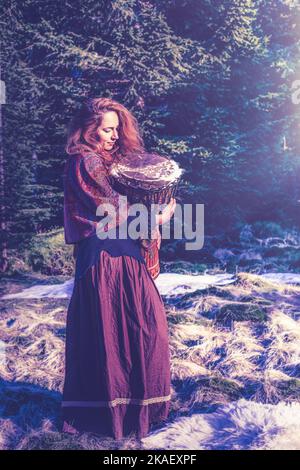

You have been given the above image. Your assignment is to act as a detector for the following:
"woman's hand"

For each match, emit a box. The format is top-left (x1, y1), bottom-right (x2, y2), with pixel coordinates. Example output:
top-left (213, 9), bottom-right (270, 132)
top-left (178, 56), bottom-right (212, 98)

top-left (140, 225), bottom-right (161, 248)
top-left (154, 226), bottom-right (161, 249)
top-left (139, 198), bottom-right (176, 250)
top-left (155, 198), bottom-right (177, 225)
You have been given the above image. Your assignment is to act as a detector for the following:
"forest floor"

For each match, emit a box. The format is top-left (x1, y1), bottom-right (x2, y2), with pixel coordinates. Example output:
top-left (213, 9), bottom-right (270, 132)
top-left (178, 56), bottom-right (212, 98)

top-left (1, 269), bottom-right (300, 450)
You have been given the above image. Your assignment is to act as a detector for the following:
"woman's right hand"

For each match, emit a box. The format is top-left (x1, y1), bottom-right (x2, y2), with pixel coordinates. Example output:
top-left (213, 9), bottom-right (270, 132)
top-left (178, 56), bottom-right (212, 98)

top-left (155, 198), bottom-right (177, 225)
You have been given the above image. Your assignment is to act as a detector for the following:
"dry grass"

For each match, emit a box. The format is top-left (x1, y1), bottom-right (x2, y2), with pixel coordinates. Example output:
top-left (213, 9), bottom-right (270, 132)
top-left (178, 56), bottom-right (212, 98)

top-left (1, 271), bottom-right (300, 449)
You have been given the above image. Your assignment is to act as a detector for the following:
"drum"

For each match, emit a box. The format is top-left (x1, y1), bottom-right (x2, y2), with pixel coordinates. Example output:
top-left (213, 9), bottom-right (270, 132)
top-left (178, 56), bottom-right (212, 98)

top-left (108, 152), bottom-right (183, 280)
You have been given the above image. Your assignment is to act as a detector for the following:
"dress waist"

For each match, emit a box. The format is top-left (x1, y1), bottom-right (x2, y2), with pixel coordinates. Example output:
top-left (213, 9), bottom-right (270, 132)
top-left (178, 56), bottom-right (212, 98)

top-left (75, 228), bottom-right (145, 280)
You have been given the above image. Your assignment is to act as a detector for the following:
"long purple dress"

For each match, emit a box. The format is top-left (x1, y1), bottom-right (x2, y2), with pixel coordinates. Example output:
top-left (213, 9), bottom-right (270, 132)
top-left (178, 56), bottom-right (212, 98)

top-left (61, 152), bottom-right (171, 439)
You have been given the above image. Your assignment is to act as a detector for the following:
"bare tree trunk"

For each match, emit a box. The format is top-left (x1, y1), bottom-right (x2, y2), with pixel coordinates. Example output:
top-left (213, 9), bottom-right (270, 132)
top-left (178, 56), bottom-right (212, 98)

top-left (0, 70), bottom-right (8, 272)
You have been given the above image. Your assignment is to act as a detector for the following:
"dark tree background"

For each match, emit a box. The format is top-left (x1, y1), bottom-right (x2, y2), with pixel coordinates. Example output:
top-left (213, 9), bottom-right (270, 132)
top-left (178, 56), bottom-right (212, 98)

top-left (1, 0), bottom-right (299, 272)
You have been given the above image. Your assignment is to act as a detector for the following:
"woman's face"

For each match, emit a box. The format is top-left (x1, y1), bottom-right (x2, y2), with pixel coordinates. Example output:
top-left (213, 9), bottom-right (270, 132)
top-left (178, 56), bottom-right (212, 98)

top-left (97, 111), bottom-right (120, 152)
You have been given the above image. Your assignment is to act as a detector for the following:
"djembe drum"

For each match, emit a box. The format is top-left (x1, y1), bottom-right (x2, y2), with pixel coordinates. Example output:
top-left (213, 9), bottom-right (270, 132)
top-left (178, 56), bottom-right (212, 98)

top-left (108, 152), bottom-right (183, 280)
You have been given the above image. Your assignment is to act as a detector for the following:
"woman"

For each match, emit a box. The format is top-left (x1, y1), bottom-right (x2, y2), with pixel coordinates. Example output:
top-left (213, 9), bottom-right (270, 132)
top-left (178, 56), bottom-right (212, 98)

top-left (61, 97), bottom-right (176, 440)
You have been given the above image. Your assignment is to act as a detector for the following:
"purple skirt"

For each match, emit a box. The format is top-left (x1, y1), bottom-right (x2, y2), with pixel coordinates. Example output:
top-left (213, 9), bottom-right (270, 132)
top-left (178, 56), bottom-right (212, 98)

top-left (61, 250), bottom-right (171, 440)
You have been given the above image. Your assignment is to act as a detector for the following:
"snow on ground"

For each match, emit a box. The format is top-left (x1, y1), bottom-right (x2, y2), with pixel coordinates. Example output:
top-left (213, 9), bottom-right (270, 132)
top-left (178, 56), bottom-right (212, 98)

top-left (2, 272), bottom-right (300, 301)
top-left (141, 399), bottom-right (300, 450)
top-left (260, 273), bottom-right (300, 285)
top-left (1, 279), bottom-right (74, 300)
top-left (1, 273), bottom-right (236, 300)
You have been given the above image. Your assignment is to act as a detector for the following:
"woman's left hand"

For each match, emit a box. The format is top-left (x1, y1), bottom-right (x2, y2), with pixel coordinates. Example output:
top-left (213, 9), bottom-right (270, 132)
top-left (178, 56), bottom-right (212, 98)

top-left (139, 225), bottom-right (161, 250)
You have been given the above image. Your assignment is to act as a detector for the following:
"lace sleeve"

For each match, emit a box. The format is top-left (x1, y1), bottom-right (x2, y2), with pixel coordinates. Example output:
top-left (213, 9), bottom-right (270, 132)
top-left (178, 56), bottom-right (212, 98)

top-left (69, 154), bottom-right (162, 245)
top-left (72, 154), bottom-right (131, 234)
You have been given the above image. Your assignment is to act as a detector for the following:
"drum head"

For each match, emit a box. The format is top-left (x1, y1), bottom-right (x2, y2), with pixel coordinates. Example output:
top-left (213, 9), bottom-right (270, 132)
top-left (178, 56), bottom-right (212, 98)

top-left (109, 152), bottom-right (183, 191)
